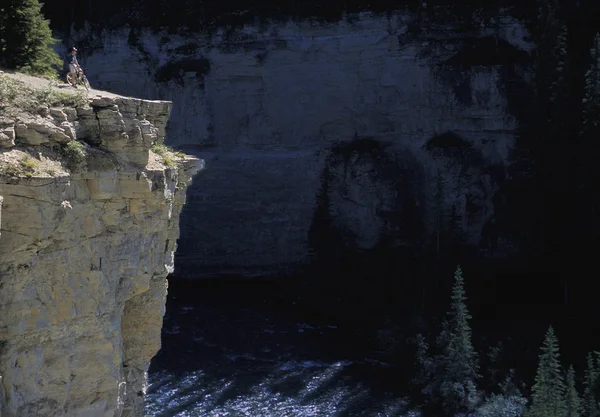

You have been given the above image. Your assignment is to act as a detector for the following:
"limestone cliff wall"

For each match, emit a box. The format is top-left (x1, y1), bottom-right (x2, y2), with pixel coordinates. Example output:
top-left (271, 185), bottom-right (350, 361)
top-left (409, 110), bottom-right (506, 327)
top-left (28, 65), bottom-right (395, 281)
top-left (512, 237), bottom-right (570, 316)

top-left (0, 80), bottom-right (201, 416)
top-left (68, 10), bottom-right (533, 276)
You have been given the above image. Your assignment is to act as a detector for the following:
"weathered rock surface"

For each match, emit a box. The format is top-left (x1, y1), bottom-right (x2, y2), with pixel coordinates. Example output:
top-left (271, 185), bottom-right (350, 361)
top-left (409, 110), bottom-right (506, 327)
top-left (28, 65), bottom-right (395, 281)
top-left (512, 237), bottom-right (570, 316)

top-left (69, 10), bottom-right (532, 276)
top-left (0, 90), bottom-right (201, 416)
top-left (0, 117), bottom-right (15, 148)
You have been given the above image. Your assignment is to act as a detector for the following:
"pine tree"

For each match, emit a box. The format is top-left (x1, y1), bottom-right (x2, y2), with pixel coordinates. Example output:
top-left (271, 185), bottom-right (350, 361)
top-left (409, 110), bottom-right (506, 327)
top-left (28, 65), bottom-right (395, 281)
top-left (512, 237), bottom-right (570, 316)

top-left (442, 265), bottom-right (479, 385)
top-left (0, 0), bottom-right (61, 75)
top-left (526, 326), bottom-right (567, 417)
top-left (566, 365), bottom-right (582, 417)
top-left (582, 352), bottom-right (599, 417)
top-left (582, 33), bottom-right (600, 137)
top-left (416, 266), bottom-right (480, 415)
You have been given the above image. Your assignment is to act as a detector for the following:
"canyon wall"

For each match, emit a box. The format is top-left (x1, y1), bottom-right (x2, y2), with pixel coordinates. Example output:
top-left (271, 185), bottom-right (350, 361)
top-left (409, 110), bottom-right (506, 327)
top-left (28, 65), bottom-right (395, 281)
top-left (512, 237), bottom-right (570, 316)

top-left (68, 9), bottom-right (534, 276)
top-left (0, 78), bottom-right (201, 416)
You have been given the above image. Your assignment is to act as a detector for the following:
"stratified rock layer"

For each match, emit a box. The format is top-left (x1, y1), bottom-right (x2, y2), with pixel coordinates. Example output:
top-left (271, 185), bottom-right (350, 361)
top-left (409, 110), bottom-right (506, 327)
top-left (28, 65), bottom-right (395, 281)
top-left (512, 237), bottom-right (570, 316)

top-left (0, 86), bottom-right (201, 417)
top-left (70, 11), bottom-right (531, 275)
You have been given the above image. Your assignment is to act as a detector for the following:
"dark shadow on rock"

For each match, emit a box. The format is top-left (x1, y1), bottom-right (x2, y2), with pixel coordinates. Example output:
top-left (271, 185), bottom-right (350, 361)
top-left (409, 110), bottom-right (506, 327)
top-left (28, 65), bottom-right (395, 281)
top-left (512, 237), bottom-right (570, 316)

top-left (432, 35), bottom-right (531, 107)
top-left (444, 36), bottom-right (530, 68)
top-left (423, 131), bottom-right (484, 170)
top-left (307, 136), bottom-right (425, 265)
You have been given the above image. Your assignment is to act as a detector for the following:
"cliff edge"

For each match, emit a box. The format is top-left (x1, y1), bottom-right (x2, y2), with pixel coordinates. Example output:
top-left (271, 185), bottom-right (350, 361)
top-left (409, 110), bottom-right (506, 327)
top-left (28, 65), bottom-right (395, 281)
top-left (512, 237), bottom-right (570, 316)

top-left (0, 72), bottom-right (201, 416)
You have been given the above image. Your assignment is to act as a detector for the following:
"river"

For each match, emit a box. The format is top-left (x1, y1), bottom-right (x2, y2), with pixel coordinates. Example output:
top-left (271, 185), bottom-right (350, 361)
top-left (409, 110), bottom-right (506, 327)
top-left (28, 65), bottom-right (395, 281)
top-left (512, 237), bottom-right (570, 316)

top-left (145, 279), bottom-right (417, 417)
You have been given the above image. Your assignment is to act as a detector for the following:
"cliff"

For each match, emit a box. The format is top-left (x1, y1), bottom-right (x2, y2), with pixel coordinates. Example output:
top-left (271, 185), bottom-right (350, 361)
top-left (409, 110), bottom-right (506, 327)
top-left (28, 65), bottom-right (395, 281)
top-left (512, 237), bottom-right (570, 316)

top-left (0, 73), bottom-right (201, 416)
top-left (64, 10), bottom-right (533, 276)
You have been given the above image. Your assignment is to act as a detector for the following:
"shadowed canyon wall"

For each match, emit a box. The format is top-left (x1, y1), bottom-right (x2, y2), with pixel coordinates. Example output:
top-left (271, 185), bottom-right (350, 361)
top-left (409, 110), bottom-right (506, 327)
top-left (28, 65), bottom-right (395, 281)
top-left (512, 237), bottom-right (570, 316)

top-left (65, 10), bottom-right (534, 277)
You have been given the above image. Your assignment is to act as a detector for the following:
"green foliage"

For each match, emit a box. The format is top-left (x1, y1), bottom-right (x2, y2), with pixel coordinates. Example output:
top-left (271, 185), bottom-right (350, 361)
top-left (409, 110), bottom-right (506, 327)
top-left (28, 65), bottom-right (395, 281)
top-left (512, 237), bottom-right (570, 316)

top-left (525, 326), bottom-right (566, 417)
top-left (443, 266), bottom-right (480, 382)
top-left (150, 143), bottom-right (185, 157)
top-left (582, 352), bottom-right (599, 417)
top-left (150, 143), bottom-right (186, 167)
top-left (62, 141), bottom-right (87, 166)
top-left (565, 365), bottom-right (582, 417)
top-left (0, 0), bottom-right (61, 76)
top-left (582, 33), bottom-right (600, 136)
top-left (414, 266), bottom-right (480, 415)
top-left (477, 393), bottom-right (528, 417)
top-left (0, 75), bottom-right (19, 112)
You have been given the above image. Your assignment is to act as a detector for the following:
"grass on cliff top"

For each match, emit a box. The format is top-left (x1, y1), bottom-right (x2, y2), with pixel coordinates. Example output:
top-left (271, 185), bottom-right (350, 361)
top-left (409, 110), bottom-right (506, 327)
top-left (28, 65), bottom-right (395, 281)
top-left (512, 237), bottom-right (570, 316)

top-left (151, 143), bottom-right (187, 168)
top-left (0, 74), bottom-right (87, 116)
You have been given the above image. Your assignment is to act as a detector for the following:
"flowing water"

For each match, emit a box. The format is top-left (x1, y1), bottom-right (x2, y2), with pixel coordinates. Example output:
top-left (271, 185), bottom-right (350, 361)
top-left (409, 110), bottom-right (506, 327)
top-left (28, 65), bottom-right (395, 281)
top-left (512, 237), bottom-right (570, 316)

top-left (145, 282), bottom-right (417, 417)
top-left (144, 262), bottom-right (600, 417)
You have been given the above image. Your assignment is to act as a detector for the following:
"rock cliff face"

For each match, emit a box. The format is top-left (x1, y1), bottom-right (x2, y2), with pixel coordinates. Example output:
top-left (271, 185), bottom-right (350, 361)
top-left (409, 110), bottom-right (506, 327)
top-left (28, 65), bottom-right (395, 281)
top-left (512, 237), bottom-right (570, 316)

top-left (68, 10), bottom-right (533, 276)
top-left (0, 77), bottom-right (201, 416)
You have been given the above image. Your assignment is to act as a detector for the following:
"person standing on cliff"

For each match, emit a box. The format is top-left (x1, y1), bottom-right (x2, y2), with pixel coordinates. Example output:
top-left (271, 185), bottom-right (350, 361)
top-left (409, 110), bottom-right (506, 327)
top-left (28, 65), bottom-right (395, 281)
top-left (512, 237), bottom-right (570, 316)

top-left (68, 47), bottom-right (82, 87)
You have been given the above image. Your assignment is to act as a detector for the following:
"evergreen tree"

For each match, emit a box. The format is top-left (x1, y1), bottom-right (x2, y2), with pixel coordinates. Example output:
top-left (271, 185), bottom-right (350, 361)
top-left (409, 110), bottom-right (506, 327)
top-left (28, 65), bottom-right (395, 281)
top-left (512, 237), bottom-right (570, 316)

top-left (441, 265), bottom-right (479, 384)
top-left (526, 326), bottom-right (567, 417)
top-left (582, 33), bottom-right (600, 137)
top-left (566, 365), bottom-right (582, 417)
top-left (415, 266), bottom-right (480, 415)
top-left (582, 352), bottom-right (599, 417)
top-left (0, 0), bottom-right (61, 75)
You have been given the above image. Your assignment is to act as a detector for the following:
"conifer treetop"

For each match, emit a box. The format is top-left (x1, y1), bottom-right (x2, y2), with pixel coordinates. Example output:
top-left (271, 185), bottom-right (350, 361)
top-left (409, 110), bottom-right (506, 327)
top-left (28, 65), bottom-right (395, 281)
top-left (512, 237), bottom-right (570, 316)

top-left (526, 326), bottom-right (567, 417)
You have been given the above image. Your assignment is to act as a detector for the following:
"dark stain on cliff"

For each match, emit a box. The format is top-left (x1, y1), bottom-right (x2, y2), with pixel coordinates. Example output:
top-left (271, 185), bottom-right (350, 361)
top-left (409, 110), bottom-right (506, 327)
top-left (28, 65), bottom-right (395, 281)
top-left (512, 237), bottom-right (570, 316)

top-left (154, 57), bottom-right (211, 86)
top-left (424, 131), bottom-right (483, 169)
top-left (172, 42), bottom-right (200, 55)
top-left (433, 36), bottom-right (531, 107)
top-left (424, 131), bottom-right (509, 255)
top-left (445, 36), bottom-right (530, 68)
top-left (308, 137), bottom-right (424, 262)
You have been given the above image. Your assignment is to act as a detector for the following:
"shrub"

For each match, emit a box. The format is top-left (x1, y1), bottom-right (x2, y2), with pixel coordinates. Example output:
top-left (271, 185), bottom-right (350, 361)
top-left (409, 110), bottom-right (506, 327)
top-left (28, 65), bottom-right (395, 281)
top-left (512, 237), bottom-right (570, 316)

top-left (477, 394), bottom-right (528, 417)
top-left (62, 140), bottom-right (87, 167)
top-left (150, 143), bottom-right (186, 168)
top-left (150, 143), bottom-right (169, 155)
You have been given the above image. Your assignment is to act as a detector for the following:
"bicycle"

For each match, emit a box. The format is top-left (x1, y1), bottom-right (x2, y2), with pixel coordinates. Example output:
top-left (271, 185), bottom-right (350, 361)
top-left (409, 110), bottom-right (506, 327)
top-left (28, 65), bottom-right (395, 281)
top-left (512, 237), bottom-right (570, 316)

top-left (66, 69), bottom-right (90, 92)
